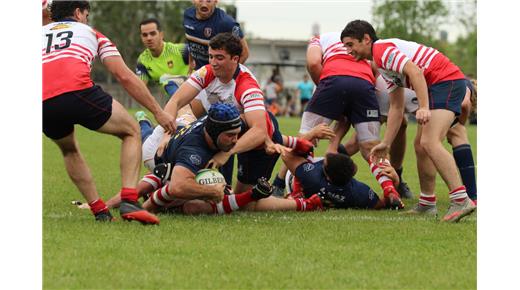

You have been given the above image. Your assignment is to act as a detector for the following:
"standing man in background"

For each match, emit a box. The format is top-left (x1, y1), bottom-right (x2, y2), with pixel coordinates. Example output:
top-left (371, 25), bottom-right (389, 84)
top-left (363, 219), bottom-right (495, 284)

top-left (295, 74), bottom-right (314, 115)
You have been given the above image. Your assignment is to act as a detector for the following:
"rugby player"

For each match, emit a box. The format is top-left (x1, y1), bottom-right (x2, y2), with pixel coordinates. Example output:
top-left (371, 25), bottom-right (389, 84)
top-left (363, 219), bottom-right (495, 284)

top-left (43, 1), bottom-right (175, 224)
top-left (341, 20), bottom-right (476, 222)
top-left (162, 33), bottom-right (286, 195)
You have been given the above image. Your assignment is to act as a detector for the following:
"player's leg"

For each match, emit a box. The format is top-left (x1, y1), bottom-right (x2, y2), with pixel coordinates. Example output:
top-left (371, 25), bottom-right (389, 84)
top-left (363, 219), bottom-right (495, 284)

top-left (52, 133), bottom-right (113, 221)
top-left (402, 125), bottom-right (438, 216)
top-left (448, 124), bottom-right (477, 202)
top-left (447, 90), bottom-right (477, 202)
top-left (349, 76), bottom-right (404, 209)
top-left (96, 98), bottom-right (159, 224)
top-left (421, 79), bottom-right (475, 222)
top-left (343, 131), bottom-right (360, 156)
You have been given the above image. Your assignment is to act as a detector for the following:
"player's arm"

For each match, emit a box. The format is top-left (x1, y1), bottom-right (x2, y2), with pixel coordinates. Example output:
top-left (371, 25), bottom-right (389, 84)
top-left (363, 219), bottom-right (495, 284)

top-left (402, 61), bottom-right (430, 124)
top-left (231, 110), bottom-right (267, 154)
top-left (239, 38), bottom-right (249, 64)
top-left (306, 45), bottom-right (322, 85)
top-left (168, 165), bottom-right (224, 201)
top-left (164, 81), bottom-right (200, 123)
top-left (379, 87), bottom-right (405, 153)
top-left (280, 151), bottom-right (308, 175)
top-left (103, 56), bottom-right (175, 133)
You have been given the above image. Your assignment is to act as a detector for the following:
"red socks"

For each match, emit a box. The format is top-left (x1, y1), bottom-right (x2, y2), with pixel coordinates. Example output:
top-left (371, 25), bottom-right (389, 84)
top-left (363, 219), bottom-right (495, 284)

top-left (120, 187), bottom-right (138, 203)
top-left (211, 190), bottom-right (255, 214)
top-left (89, 198), bottom-right (108, 215)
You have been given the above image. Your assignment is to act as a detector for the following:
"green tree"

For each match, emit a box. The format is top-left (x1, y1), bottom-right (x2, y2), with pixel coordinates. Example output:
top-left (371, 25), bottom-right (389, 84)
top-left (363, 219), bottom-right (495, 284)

top-left (372, 0), bottom-right (448, 48)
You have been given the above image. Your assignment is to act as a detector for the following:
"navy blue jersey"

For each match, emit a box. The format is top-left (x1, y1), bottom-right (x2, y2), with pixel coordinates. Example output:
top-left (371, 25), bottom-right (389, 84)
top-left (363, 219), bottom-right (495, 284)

top-left (183, 7), bottom-right (244, 69)
top-left (294, 160), bottom-right (380, 209)
top-left (160, 117), bottom-right (218, 174)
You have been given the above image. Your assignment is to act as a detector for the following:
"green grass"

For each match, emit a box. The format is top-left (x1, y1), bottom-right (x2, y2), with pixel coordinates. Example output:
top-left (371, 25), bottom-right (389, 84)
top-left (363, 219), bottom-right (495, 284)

top-left (43, 114), bottom-right (476, 289)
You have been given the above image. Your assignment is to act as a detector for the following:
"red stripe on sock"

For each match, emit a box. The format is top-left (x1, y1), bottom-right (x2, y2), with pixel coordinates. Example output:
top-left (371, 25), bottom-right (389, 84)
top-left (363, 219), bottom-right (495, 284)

top-left (222, 196), bottom-right (233, 214)
top-left (295, 198), bottom-right (304, 211)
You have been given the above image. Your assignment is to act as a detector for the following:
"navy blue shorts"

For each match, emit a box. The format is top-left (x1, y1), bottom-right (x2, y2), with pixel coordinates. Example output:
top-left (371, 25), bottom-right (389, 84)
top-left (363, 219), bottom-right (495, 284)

top-left (428, 79), bottom-right (466, 116)
top-left (42, 85), bottom-right (112, 140)
top-left (305, 75), bottom-right (379, 124)
top-left (236, 111), bottom-right (283, 185)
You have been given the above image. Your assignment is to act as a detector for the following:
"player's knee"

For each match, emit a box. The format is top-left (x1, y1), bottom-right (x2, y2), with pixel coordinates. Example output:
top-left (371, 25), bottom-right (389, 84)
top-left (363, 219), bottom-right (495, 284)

top-left (414, 137), bottom-right (426, 156)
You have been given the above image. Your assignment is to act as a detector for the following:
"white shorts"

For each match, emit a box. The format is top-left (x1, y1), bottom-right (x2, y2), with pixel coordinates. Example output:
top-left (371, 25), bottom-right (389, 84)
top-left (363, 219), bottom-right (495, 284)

top-left (142, 126), bottom-right (165, 171)
top-left (375, 75), bottom-right (418, 116)
top-left (299, 111), bottom-right (333, 134)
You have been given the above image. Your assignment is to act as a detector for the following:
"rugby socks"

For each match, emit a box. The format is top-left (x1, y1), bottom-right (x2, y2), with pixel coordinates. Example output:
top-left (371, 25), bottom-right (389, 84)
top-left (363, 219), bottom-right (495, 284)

top-left (120, 187), bottom-right (138, 203)
top-left (449, 186), bottom-right (469, 203)
top-left (141, 173), bottom-right (163, 191)
top-left (89, 198), bottom-right (109, 215)
top-left (453, 144), bottom-right (477, 201)
top-left (150, 183), bottom-right (174, 208)
top-left (418, 192), bottom-right (437, 207)
top-left (210, 190), bottom-right (255, 214)
top-left (294, 195), bottom-right (322, 211)
top-left (369, 159), bottom-right (398, 198)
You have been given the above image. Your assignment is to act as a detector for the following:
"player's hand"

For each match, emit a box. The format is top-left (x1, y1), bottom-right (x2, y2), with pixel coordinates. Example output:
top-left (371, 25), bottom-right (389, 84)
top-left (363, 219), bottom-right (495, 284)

top-left (309, 123), bottom-right (335, 140)
top-left (378, 162), bottom-right (400, 187)
top-left (153, 110), bottom-right (176, 134)
top-left (415, 107), bottom-right (431, 125)
top-left (369, 142), bottom-right (389, 162)
top-left (207, 151), bottom-right (232, 169)
top-left (209, 183), bottom-right (226, 202)
top-left (266, 143), bottom-right (291, 156)
top-left (156, 133), bottom-right (172, 157)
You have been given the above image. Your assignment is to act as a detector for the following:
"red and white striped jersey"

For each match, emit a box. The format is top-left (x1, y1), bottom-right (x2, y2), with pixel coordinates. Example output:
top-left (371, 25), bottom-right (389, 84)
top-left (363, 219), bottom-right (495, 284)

top-left (42, 20), bottom-right (120, 101)
top-left (373, 38), bottom-right (465, 92)
top-left (187, 64), bottom-right (274, 138)
top-left (309, 32), bottom-right (375, 84)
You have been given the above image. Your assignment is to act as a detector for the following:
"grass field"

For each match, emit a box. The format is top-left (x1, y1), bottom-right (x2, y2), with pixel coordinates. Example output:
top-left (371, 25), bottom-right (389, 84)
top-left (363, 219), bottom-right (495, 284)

top-left (43, 114), bottom-right (476, 289)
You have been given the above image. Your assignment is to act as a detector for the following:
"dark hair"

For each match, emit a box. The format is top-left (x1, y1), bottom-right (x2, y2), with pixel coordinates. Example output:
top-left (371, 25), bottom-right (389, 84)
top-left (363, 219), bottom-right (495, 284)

top-left (140, 18), bottom-right (161, 31)
top-left (340, 20), bottom-right (378, 42)
top-left (323, 153), bottom-right (356, 186)
top-left (209, 33), bottom-right (242, 57)
top-left (50, 0), bottom-right (90, 22)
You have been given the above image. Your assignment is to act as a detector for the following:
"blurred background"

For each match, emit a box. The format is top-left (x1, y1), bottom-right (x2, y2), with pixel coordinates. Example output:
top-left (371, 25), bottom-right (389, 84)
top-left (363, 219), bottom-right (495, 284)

top-left (86, 0), bottom-right (476, 121)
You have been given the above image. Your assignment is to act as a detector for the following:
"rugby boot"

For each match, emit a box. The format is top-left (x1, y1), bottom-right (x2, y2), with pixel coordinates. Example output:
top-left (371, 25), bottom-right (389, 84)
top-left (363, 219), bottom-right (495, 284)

top-left (400, 203), bottom-right (438, 217)
top-left (384, 188), bottom-right (405, 210)
top-left (135, 110), bottom-right (153, 127)
top-left (251, 177), bottom-right (274, 200)
top-left (442, 198), bottom-right (476, 223)
top-left (120, 200), bottom-right (160, 225)
top-left (397, 180), bottom-right (414, 199)
top-left (95, 210), bottom-right (115, 222)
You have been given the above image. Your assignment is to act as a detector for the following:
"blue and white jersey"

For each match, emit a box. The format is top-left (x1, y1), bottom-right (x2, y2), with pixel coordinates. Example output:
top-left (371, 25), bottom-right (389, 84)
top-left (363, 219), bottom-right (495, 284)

top-left (183, 7), bottom-right (244, 69)
top-left (294, 160), bottom-right (380, 209)
top-left (160, 117), bottom-right (218, 174)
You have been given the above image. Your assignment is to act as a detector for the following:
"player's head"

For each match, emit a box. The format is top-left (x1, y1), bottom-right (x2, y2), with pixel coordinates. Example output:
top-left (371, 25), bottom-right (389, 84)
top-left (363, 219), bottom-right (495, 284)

top-left (50, 0), bottom-right (90, 24)
top-left (192, 0), bottom-right (218, 20)
top-left (208, 33), bottom-right (242, 78)
top-left (323, 153), bottom-right (357, 186)
top-left (340, 20), bottom-right (378, 61)
top-left (139, 18), bottom-right (164, 52)
top-left (204, 103), bottom-right (242, 152)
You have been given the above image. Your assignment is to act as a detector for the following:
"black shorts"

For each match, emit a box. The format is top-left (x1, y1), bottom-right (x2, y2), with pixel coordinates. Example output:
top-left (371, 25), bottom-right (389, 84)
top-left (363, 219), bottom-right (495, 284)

top-left (236, 111), bottom-right (283, 185)
top-left (42, 85), bottom-right (112, 140)
top-left (305, 75), bottom-right (379, 124)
